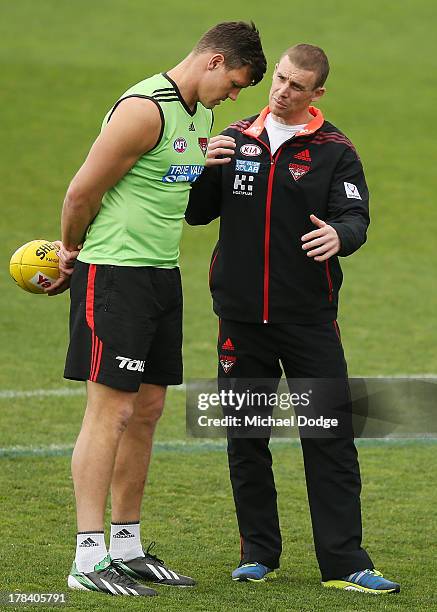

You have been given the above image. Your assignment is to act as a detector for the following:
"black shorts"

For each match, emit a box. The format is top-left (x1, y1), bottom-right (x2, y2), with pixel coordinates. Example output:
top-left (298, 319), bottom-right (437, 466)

top-left (64, 261), bottom-right (183, 391)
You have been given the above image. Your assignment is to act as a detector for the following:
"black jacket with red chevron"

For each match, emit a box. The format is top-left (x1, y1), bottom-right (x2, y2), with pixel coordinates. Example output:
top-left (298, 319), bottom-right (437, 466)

top-left (185, 106), bottom-right (370, 324)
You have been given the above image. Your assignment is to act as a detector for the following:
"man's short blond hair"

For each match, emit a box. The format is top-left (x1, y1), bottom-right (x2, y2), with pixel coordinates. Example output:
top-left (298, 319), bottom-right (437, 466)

top-left (281, 44), bottom-right (330, 88)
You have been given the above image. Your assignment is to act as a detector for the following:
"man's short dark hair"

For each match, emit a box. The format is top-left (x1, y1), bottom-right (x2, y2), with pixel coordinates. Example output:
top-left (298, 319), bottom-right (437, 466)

top-left (281, 44), bottom-right (330, 88)
top-left (194, 21), bottom-right (267, 86)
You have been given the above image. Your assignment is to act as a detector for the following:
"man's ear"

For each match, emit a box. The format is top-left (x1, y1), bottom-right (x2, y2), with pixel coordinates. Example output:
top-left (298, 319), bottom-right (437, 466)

top-left (311, 87), bottom-right (326, 102)
top-left (207, 54), bottom-right (226, 71)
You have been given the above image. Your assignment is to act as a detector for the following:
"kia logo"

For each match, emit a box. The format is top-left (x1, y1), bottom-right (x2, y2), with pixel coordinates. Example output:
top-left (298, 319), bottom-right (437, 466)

top-left (240, 144), bottom-right (262, 156)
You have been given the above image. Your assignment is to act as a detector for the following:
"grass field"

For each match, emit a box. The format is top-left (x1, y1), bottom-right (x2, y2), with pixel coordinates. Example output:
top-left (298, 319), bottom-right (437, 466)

top-left (1, 0), bottom-right (437, 610)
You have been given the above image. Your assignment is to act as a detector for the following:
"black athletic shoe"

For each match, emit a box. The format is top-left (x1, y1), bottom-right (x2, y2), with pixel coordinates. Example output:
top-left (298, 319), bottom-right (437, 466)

top-left (68, 555), bottom-right (158, 596)
top-left (114, 542), bottom-right (196, 587)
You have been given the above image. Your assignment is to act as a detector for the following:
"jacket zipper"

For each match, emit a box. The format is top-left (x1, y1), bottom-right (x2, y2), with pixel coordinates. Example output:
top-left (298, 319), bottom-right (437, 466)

top-left (263, 157), bottom-right (276, 322)
top-left (250, 139), bottom-right (282, 323)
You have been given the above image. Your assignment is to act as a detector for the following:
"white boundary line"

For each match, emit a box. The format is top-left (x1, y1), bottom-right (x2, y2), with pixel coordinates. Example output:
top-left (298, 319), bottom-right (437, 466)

top-left (0, 385), bottom-right (184, 399)
top-left (0, 440), bottom-right (230, 458)
top-left (354, 374), bottom-right (437, 379)
top-left (1, 376), bottom-right (436, 400)
top-left (1, 437), bottom-right (435, 459)
top-left (0, 388), bottom-right (85, 399)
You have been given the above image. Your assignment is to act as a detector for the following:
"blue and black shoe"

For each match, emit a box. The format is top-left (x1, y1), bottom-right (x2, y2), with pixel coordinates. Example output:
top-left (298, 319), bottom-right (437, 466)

top-left (322, 569), bottom-right (400, 594)
top-left (232, 562), bottom-right (277, 582)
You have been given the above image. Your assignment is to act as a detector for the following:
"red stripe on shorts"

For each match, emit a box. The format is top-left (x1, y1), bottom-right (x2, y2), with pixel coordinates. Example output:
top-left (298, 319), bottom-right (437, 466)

top-left (85, 264), bottom-right (103, 382)
top-left (90, 336), bottom-right (99, 381)
top-left (90, 330), bottom-right (96, 378)
top-left (85, 264), bottom-right (96, 330)
top-left (91, 338), bottom-right (103, 382)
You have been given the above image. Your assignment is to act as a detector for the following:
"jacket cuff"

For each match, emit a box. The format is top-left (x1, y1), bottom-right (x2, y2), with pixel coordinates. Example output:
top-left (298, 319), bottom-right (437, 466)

top-left (329, 222), bottom-right (355, 257)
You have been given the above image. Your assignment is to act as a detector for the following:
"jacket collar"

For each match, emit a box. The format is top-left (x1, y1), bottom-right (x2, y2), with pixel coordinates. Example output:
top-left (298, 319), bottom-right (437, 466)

top-left (243, 105), bottom-right (324, 139)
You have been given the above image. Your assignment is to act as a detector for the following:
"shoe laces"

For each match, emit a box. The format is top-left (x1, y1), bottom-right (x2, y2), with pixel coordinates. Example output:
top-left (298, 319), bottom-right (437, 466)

top-left (102, 558), bottom-right (141, 588)
top-left (345, 568), bottom-right (384, 582)
top-left (365, 569), bottom-right (383, 577)
top-left (144, 541), bottom-right (164, 564)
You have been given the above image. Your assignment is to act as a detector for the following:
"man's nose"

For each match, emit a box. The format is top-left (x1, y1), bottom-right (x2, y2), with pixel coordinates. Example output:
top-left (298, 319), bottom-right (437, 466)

top-left (228, 90), bottom-right (239, 101)
top-left (276, 83), bottom-right (288, 97)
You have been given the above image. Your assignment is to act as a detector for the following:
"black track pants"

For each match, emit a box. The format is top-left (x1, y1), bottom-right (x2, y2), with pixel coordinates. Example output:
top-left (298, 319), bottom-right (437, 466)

top-left (217, 319), bottom-right (373, 581)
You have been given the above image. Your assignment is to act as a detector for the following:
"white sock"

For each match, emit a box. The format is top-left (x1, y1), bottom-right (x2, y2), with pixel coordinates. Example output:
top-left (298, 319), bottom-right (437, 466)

top-left (109, 522), bottom-right (144, 562)
top-left (75, 531), bottom-right (107, 573)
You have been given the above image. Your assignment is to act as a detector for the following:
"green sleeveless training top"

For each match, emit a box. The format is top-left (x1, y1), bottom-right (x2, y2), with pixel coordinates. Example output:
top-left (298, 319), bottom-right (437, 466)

top-left (78, 73), bottom-right (212, 267)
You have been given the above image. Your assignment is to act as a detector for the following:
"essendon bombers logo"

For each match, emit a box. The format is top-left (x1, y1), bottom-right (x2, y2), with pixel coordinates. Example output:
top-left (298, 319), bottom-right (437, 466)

top-left (289, 163), bottom-right (310, 181)
top-left (198, 137), bottom-right (208, 156)
top-left (220, 354), bottom-right (236, 373)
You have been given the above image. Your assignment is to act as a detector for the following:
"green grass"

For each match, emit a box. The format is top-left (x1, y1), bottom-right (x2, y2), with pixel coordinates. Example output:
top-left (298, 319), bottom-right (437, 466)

top-left (1, 0), bottom-right (436, 610)
top-left (1, 442), bottom-right (436, 611)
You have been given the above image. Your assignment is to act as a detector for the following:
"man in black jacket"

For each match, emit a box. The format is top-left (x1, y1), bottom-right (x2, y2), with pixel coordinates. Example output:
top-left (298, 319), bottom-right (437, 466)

top-left (185, 44), bottom-right (400, 594)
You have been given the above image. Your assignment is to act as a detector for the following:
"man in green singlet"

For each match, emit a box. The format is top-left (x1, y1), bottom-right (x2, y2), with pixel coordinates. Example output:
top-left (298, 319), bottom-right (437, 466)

top-left (47, 22), bottom-right (266, 597)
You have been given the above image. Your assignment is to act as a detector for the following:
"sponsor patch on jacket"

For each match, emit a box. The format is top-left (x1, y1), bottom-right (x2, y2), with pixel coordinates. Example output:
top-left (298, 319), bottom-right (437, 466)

top-left (233, 174), bottom-right (254, 196)
top-left (240, 144), bottom-right (262, 157)
top-left (235, 159), bottom-right (261, 173)
top-left (220, 354), bottom-right (236, 373)
top-left (162, 165), bottom-right (204, 183)
top-left (344, 182), bottom-right (361, 199)
top-left (198, 137), bottom-right (208, 155)
top-left (289, 163), bottom-right (310, 181)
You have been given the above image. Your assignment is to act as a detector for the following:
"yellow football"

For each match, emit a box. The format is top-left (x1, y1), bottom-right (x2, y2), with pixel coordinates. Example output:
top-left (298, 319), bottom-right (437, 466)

top-left (10, 239), bottom-right (60, 294)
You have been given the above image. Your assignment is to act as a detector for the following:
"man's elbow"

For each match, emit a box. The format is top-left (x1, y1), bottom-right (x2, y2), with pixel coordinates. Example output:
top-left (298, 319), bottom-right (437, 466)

top-left (63, 182), bottom-right (99, 215)
top-left (185, 212), bottom-right (202, 226)
top-left (184, 213), bottom-right (214, 226)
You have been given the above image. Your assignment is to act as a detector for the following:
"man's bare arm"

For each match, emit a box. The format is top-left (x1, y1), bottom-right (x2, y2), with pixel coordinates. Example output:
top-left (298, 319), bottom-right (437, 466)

top-left (62, 98), bottom-right (161, 249)
top-left (47, 98), bottom-right (161, 294)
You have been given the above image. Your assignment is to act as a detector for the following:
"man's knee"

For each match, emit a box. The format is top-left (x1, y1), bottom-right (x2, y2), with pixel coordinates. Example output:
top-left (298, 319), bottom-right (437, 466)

top-left (85, 382), bottom-right (137, 433)
top-left (134, 398), bottom-right (165, 427)
top-left (133, 385), bottom-right (167, 427)
top-left (115, 405), bottom-right (136, 432)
